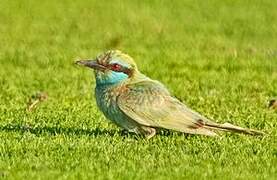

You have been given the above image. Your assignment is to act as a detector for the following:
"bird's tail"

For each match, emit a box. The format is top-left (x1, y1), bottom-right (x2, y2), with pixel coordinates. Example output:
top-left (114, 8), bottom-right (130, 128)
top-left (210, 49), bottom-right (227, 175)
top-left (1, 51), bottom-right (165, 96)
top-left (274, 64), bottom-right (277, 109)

top-left (204, 122), bottom-right (265, 135)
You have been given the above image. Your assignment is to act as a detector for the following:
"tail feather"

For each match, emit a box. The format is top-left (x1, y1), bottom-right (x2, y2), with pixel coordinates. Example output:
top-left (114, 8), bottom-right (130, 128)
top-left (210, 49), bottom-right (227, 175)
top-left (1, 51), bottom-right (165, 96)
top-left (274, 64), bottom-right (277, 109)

top-left (204, 122), bottom-right (265, 136)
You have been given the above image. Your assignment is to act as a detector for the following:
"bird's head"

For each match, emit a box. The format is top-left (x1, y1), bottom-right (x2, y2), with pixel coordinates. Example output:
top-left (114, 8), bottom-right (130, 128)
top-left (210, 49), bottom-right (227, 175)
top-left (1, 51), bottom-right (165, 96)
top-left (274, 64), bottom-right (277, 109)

top-left (76, 50), bottom-right (138, 86)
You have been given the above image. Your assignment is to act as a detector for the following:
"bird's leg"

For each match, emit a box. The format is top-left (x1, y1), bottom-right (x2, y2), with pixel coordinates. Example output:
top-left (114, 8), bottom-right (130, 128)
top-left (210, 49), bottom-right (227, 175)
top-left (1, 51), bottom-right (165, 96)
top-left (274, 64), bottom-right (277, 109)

top-left (145, 128), bottom-right (156, 139)
top-left (137, 126), bottom-right (156, 139)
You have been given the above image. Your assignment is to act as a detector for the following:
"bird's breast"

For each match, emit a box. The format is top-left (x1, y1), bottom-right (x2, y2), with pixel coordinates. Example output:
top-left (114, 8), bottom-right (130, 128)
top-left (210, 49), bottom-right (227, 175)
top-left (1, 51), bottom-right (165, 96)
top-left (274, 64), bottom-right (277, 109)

top-left (95, 84), bottom-right (128, 108)
top-left (94, 84), bottom-right (136, 130)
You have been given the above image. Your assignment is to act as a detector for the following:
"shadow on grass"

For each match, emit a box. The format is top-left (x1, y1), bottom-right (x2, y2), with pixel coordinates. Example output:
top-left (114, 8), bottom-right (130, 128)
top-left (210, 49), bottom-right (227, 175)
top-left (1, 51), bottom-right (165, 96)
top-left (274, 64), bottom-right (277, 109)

top-left (0, 124), bottom-right (180, 138)
top-left (0, 124), bottom-right (120, 137)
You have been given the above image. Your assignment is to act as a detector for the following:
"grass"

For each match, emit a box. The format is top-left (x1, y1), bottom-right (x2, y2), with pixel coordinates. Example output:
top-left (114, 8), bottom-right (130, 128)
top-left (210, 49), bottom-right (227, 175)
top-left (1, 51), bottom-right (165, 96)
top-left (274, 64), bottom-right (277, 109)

top-left (0, 0), bottom-right (277, 179)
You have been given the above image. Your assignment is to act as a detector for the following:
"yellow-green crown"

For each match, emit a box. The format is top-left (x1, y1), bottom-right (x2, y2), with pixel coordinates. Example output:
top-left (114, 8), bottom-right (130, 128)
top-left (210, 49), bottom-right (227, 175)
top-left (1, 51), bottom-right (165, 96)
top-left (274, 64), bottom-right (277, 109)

top-left (96, 50), bottom-right (137, 70)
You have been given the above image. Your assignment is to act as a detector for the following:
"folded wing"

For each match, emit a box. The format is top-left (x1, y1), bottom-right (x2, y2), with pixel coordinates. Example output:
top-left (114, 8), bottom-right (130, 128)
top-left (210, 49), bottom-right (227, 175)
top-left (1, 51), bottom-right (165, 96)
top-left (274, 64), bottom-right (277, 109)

top-left (117, 80), bottom-right (218, 136)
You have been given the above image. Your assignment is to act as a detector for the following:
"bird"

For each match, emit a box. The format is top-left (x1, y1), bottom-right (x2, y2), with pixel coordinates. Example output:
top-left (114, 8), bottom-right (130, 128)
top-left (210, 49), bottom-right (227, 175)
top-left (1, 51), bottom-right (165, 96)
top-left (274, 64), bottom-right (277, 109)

top-left (76, 50), bottom-right (264, 139)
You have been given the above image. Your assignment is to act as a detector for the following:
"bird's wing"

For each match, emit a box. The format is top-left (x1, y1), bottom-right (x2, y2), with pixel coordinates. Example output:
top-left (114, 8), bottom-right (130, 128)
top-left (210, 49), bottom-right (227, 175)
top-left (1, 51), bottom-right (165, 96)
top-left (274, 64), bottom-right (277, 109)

top-left (117, 80), bottom-right (217, 136)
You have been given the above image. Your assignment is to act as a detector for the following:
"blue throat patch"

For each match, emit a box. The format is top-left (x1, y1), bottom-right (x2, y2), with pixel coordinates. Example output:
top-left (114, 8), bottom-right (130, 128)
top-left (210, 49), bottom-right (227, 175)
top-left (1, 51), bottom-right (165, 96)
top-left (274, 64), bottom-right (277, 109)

top-left (96, 71), bottom-right (128, 86)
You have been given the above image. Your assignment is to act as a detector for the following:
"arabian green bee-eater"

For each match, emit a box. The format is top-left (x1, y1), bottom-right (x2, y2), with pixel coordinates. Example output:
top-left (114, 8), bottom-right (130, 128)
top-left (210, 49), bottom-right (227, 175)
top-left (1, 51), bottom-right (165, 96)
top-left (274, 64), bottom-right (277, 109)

top-left (76, 50), bottom-right (264, 139)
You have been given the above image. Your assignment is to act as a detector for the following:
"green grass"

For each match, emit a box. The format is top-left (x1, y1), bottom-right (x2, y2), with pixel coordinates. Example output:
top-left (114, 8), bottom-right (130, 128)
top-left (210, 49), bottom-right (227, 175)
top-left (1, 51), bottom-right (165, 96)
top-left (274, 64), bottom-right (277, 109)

top-left (0, 0), bottom-right (277, 179)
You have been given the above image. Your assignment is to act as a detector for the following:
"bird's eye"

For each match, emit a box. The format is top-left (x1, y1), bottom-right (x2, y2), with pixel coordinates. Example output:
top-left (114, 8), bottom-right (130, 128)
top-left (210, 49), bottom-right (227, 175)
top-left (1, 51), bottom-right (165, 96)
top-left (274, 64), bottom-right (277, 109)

top-left (111, 63), bottom-right (121, 71)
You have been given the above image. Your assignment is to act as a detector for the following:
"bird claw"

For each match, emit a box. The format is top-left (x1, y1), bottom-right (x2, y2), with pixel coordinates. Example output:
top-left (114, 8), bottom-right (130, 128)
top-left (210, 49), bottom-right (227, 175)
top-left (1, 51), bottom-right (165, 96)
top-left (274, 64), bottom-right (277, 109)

top-left (145, 128), bottom-right (156, 140)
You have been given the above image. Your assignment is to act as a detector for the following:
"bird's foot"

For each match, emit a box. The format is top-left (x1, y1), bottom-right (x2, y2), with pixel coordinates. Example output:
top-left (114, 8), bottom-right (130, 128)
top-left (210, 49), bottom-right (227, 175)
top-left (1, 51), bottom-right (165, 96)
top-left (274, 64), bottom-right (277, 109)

top-left (144, 128), bottom-right (156, 140)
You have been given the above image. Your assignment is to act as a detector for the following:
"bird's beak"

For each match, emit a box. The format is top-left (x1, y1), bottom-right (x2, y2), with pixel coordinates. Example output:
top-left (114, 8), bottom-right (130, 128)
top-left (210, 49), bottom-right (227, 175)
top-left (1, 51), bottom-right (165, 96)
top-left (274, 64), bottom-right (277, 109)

top-left (75, 59), bottom-right (106, 71)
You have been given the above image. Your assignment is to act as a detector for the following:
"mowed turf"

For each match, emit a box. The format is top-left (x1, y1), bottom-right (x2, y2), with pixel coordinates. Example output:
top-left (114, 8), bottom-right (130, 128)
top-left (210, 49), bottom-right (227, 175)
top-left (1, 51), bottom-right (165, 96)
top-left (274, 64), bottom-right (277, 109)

top-left (0, 0), bottom-right (276, 179)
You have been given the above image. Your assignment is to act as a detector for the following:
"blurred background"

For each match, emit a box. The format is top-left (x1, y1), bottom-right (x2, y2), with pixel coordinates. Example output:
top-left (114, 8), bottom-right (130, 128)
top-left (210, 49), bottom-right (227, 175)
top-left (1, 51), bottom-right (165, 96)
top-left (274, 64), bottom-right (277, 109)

top-left (1, 0), bottom-right (276, 98)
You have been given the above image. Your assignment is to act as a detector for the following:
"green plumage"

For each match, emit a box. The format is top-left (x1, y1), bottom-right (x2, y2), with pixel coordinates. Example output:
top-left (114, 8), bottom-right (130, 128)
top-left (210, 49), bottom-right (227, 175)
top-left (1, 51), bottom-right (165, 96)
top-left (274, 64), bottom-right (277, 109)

top-left (76, 50), bottom-right (264, 138)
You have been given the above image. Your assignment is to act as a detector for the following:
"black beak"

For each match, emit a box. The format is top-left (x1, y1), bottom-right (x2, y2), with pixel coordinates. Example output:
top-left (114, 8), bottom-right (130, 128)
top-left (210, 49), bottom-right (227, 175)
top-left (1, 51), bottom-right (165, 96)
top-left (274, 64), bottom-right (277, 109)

top-left (75, 60), bottom-right (106, 71)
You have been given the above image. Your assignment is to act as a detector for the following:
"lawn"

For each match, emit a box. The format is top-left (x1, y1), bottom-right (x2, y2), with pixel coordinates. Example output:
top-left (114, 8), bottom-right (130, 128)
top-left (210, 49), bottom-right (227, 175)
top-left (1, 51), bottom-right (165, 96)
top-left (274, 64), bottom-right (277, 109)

top-left (0, 0), bottom-right (276, 179)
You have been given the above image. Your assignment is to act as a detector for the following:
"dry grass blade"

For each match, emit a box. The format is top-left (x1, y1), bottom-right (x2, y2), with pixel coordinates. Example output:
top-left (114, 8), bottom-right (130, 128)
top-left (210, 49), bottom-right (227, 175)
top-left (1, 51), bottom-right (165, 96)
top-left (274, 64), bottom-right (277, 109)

top-left (268, 99), bottom-right (277, 109)
top-left (27, 92), bottom-right (48, 112)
